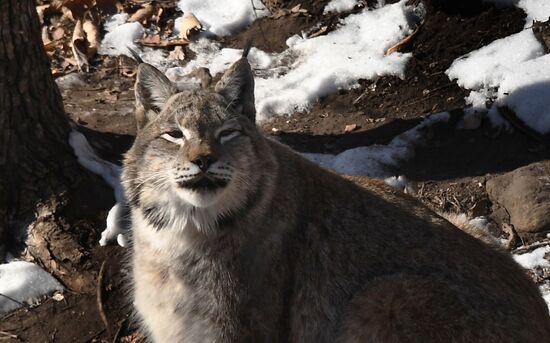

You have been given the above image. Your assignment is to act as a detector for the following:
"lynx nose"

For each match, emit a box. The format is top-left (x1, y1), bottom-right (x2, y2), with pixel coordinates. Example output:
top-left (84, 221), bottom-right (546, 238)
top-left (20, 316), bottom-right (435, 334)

top-left (192, 155), bottom-right (215, 172)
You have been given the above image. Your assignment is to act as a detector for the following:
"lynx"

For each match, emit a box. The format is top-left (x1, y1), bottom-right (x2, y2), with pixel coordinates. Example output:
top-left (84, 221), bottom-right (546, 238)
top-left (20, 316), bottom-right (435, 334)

top-left (122, 51), bottom-right (550, 342)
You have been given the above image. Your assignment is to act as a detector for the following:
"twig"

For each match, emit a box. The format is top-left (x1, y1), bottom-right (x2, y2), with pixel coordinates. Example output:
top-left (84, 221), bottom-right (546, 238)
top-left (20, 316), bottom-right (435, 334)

top-left (450, 194), bottom-right (463, 212)
top-left (112, 318), bottom-right (128, 343)
top-left (424, 82), bottom-right (456, 95)
top-left (0, 293), bottom-right (24, 307)
top-left (253, 0), bottom-right (273, 15)
top-left (401, 82), bottom-right (455, 108)
top-left (0, 331), bottom-right (18, 339)
top-left (352, 91), bottom-right (367, 105)
top-left (513, 240), bottom-right (550, 255)
top-left (74, 87), bottom-right (106, 92)
top-left (353, 78), bottom-right (380, 105)
top-left (51, 327), bottom-right (58, 342)
top-left (385, 23), bottom-right (422, 55)
top-left (96, 260), bottom-right (109, 331)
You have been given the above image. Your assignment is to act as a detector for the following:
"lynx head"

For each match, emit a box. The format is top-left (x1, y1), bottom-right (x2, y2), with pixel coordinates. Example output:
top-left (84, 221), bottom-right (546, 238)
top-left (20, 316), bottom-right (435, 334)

top-left (123, 54), bottom-right (273, 233)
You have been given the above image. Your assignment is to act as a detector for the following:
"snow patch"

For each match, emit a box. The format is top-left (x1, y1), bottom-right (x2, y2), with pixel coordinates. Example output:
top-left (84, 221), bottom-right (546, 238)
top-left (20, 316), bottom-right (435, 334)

top-left (68, 129), bottom-right (128, 247)
top-left (518, 0), bottom-right (550, 28)
top-left (99, 203), bottom-right (129, 248)
top-left (498, 55), bottom-right (550, 133)
top-left (384, 175), bottom-right (410, 190)
top-left (69, 129), bottom-right (123, 201)
top-left (446, 29), bottom-right (550, 133)
top-left (304, 112), bottom-right (450, 176)
top-left (540, 283), bottom-right (550, 312)
top-left (0, 261), bottom-right (63, 314)
top-left (177, 0), bottom-right (267, 37)
top-left (256, 1), bottom-right (413, 119)
top-left (103, 13), bottom-right (130, 32)
top-left (165, 39), bottom-right (244, 87)
top-left (167, 1), bottom-right (414, 120)
top-left (543, 291), bottom-right (550, 312)
top-left (324, 0), bottom-right (359, 14)
top-left (513, 246), bottom-right (550, 269)
top-left (447, 30), bottom-right (544, 91)
top-left (98, 21), bottom-right (145, 57)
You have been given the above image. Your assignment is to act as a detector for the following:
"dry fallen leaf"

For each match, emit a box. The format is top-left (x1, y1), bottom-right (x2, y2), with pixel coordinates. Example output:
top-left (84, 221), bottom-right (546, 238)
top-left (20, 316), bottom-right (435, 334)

top-left (385, 24), bottom-right (421, 56)
top-left (52, 27), bottom-right (65, 41)
top-left (344, 124), bottom-right (358, 133)
top-left (52, 292), bottom-right (65, 301)
top-left (155, 6), bottom-right (164, 26)
top-left (290, 4), bottom-right (308, 13)
top-left (71, 19), bottom-right (89, 71)
top-left (60, 5), bottom-right (76, 21)
top-left (272, 4), bottom-right (309, 19)
top-left (179, 13), bottom-right (202, 40)
top-left (36, 4), bottom-right (51, 24)
top-left (129, 3), bottom-right (156, 24)
top-left (118, 55), bottom-right (137, 77)
top-left (141, 34), bottom-right (161, 45)
top-left (168, 46), bottom-right (186, 61)
top-left (309, 26), bottom-right (328, 39)
top-left (271, 9), bottom-right (286, 19)
top-left (54, 0), bottom-right (94, 19)
top-left (141, 34), bottom-right (190, 47)
top-left (82, 16), bottom-right (99, 57)
top-left (42, 26), bottom-right (54, 50)
top-left (55, 0), bottom-right (117, 21)
top-left (120, 332), bottom-right (146, 343)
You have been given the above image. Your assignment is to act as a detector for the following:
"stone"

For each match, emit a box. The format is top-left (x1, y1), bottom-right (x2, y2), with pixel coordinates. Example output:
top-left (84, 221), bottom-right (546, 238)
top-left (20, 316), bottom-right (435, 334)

top-left (486, 161), bottom-right (550, 233)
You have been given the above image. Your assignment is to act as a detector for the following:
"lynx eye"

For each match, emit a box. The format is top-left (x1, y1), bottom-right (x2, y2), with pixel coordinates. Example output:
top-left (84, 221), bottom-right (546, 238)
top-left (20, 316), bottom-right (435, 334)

top-left (161, 130), bottom-right (185, 144)
top-left (218, 129), bottom-right (241, 144)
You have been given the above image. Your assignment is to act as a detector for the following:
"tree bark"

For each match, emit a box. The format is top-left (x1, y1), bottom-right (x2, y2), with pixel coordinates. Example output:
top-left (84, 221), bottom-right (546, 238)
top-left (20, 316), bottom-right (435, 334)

top-left (0, 0), bottom-right (81, 265)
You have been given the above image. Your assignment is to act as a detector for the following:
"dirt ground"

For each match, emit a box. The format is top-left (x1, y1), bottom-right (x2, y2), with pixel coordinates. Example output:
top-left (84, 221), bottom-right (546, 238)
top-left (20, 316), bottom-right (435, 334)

top-left (2, 0), bottom-right (550, 342)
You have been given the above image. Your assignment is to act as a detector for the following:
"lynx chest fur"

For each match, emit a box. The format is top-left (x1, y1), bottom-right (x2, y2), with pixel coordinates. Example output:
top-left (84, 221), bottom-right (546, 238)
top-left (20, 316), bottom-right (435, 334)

top-left (122, 53), bottom-right (550, 343)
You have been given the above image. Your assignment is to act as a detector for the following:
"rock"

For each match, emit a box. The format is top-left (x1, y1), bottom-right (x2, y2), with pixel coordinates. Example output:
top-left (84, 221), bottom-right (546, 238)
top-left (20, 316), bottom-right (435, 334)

top-left (344, 124), bottom-right (358, 133)
top-left (459, 111), bottom-right (482, 130)
top-left (486, 161), bottom-right (550, 233)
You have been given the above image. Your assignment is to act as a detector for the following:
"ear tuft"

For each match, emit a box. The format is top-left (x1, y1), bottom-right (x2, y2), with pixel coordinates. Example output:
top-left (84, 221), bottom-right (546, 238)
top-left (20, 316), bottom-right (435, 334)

top-left (135, 63), bottom-right (176, 113)
top-left (215, 56), bottom-right (255, 121)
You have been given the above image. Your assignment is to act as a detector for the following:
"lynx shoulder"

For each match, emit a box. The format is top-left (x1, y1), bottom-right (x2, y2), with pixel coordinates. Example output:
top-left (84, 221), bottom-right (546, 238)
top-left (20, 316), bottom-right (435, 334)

top-left (122, 55), bottom-right (550, 343)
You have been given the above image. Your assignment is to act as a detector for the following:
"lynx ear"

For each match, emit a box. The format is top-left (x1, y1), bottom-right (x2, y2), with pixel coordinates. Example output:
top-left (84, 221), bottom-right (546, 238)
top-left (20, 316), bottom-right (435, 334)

top-left (135, 63), bottom-right (176, 113)
top-left (215, 57), bottom-right (256, 121)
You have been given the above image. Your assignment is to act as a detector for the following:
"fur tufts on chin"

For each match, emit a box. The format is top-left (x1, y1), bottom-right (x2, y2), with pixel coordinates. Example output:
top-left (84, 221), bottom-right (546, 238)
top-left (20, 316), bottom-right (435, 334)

top-left (175, 186), bottom-right (226, 208)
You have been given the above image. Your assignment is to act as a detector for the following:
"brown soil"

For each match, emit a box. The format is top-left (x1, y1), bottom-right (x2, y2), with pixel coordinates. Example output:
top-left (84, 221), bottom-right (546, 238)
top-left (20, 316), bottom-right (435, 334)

top-left (264, 2), bottom-right (525, 151)
top-left (2, 1), bottom-right (549, 342)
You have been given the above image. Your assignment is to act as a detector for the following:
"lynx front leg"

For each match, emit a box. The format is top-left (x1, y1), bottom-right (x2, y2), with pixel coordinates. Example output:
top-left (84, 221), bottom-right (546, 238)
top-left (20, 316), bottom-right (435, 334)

top-left (133, 268), bottom-right (193, 342)
top-left (133, 257), bottom-right (241, 343)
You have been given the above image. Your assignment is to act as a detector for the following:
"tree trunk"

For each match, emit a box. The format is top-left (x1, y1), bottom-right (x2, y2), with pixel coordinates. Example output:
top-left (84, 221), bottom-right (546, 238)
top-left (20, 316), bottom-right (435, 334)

top-left (0, 0), bottom-right (92, 290)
